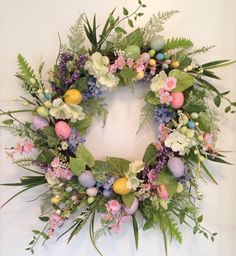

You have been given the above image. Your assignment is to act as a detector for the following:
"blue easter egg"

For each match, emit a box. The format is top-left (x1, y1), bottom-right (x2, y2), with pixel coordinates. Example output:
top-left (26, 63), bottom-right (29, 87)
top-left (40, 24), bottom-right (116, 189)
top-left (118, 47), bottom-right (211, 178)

top-left (187, 120), bottom-right (196, 129)
top-left (78, 170), bottom-right (96, 188)
top-left (155, 53), bottom-right (165, 61)
top-left (167, 157), bottom-right (185, 178)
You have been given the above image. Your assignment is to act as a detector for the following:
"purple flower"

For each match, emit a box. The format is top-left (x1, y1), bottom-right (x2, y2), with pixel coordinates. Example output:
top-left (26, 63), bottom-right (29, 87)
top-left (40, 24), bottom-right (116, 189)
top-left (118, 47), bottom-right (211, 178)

top-left (154, 105), bottom-right (175, 124)
top-left (67, 129), bottom-right (86, 152)
top-left (82, 77), bottom-right (102, 100)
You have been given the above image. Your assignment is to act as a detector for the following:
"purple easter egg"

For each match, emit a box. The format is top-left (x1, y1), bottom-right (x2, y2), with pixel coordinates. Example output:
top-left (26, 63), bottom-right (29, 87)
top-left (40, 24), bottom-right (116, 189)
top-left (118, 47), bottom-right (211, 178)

top-left (78, 170), bottom-right (96, 188)
top-left (123, 197), bottom-right (139, 215)
top-left (167, 157), bottom-right (185, 177)
top-left (55, 121), bottom-right (71, 140)
top-left (32, 115), bottom-right (49, 130)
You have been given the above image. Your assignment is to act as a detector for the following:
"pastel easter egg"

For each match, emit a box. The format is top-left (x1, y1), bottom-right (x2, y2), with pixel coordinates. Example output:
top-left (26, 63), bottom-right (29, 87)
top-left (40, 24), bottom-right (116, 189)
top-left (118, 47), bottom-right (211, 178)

top-left (86, 187), bottom-right (98, 197)
top-left (170, 92), bottom-right (184, 109)
top-left (123, 197), bottom-right (139, 215)
top-left (103, 189), bottom-right (112, 197)
top-left (113, 178), bottom-right (131, 195)
top-left (141, 52), bottom-right (150, 63)
top-left (149, 59), bottom-right (156, 66)
top-left (136, 71), bottom-right (145, 80)
top-left (148, 49), bottom-right (156, 57)
top-left (155, 53), bottom-right (165, 61)
top-left (171, 61), bottom-right (180, 68)
top-left (55, 121), bottom-right (71, 140)
top-left (167, 157), bottom-right (185, 177)
top-left (32, 115), bottom-right (49, 130)
top-left (187, 120), bottom-right (196, 129)
top-left (124, 45), bottom-right (141, 60)
top-left (87, 196), bottom-right (95, 204)
top-left (157, 185), bottom-right (169, 200)
top-left (150, 38), bottom-right (165, 52)
top-left (36, 106), bottom-right (49, 118)
top-left (78, 170), bottom-right (96, 188)
top-left (64, 89), bottom-right (82, 105)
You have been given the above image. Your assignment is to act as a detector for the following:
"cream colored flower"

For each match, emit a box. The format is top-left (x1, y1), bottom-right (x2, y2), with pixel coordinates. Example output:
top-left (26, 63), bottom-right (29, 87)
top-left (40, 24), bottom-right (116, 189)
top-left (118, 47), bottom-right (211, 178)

top-left (150, 71), bottom-right (167, 95)
top-left (97, 73), bottom-right (120, 88)
top-left (128, 160), bottom-right (144, 174)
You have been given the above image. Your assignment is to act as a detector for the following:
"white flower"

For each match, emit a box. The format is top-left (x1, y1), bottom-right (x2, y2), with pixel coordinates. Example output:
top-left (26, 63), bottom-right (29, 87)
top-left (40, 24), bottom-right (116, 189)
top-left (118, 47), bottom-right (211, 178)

top-left (84, 52), bottom-right (109, 77)
top-left (49, 98), bottom-right (85, 121)
top-left (97, 73), bottom-right (120, 88)
top-left (150, 71), bottom-right (167, 95)
top-left (126, 175), bottom-right (142, 190)
top-left (165, 130), bottom-right (196, 155)
top-left (128, 160), bottom-right (144, 174)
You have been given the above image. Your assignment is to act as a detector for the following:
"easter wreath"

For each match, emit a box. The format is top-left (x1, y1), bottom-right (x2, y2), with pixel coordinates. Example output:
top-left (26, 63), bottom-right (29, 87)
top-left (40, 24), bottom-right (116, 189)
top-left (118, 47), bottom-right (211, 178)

top-left (0, 1), bottom-right (236, 255)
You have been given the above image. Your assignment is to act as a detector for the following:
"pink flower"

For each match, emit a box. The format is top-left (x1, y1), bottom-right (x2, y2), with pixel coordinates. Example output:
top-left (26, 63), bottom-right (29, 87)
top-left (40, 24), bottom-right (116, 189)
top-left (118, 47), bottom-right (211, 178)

top-left (126, 58), bottom-right (134, 68)
top-left (23, 141), bottom-right (33, 152)
top-left (143, 183), bottom-right (151, 192)
top-left (106, 200), bottom-right (121, 214)
top-left (157, 185), bottom-right (169, 200)
top-left (109, 63), bottom-right (117, 74)
top-left (164, 77), bottom-right (177, 91)
top-left (14, 143), bottom-right (24, 154)
top-left (160, 91), bottom-right (173, 104)
top-left (51, 157), bottom-right (60, 168)
top-left (134, 59), bottom-right (145, 72)
top-left (115, 55), bottom-right (126, 70)
top-left (60, 168), bottom-right (73, 180)
top-left (48, 213), bottom-right (63, 230)
top-left (147, 169), bottom-right (157, 183)
top-left (102, 213), bottom-right (113, 222)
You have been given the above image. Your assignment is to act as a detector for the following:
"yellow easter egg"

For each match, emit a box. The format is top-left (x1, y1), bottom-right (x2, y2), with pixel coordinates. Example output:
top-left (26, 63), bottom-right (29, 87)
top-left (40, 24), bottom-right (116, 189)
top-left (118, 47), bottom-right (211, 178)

top-left (171, 61), bottom-right (180, 68)
top-left (51, 196), bottom-right (61, 204)
top-left (149, 59), bottom-right (156, 66)
top-left (64, 89), bottom-right (82, 105)
top-left (113, 178), bottom-right (131, 195)
top-left (136, 71), bottom-right (145, 80)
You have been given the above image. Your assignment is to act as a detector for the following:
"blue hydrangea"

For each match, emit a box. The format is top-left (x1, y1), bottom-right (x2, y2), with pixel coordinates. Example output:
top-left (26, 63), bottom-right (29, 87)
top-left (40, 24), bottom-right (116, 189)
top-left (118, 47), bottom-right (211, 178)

top-left (82, 77), bottom-right (102, 100)
top-left (67, 129), bottom-right (86, 152)
top-left (154, 105), bottom-right (175, 124)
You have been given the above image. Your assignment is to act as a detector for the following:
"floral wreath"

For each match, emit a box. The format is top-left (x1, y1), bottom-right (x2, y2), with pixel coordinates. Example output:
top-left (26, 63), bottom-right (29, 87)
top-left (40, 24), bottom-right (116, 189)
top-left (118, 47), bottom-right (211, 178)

top-left (1, 1), bottom-right (235, 255)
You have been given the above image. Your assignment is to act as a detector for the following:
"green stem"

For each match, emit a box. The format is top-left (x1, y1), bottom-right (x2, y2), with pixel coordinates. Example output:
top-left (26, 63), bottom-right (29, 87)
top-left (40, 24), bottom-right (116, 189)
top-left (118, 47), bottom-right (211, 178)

top-left (0, 109), bottom-right (33, 116)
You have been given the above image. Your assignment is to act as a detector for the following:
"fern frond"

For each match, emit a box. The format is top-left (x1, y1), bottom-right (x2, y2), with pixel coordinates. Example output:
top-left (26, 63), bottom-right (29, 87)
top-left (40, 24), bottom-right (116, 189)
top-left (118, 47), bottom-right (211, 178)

top-left (68, 14), bottom-right (86, 53)
top-left (142, 11), bottom-right (179, 44)
top-left (13, 157), bottom-right (35, 167)
top-left (165, 212), bottom-right (183, 243)
top-left (164, 37), bottom-right (193, 51)
top-left (136, 103), bottom-right (155, 134)
top-left (17, 54), bottom-right (36, 80)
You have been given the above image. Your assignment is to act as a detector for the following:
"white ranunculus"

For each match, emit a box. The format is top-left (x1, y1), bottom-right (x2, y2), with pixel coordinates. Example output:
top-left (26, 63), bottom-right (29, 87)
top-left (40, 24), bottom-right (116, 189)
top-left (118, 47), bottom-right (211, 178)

top-left (128, 160), bottom-right (145, 174)
top-left (150, 71), bottom-right (167, 95)
top-left (97, 73), bottom-right (120, 88)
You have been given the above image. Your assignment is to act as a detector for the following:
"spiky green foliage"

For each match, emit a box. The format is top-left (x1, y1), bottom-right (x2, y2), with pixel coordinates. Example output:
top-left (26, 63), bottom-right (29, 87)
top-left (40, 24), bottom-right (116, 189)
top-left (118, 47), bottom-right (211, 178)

top-left (142, 11), bottom-right (179, 44)
top-left (17, 54), bottom-right (36, 80)
top-left (164, 37), bottom-right (193, 51)
top-left (68, 14), bottom-right (86, 53)
top-left (137, 103), bottom-right (155, 134)
top-left (189, 45), bottom-right (215, 56)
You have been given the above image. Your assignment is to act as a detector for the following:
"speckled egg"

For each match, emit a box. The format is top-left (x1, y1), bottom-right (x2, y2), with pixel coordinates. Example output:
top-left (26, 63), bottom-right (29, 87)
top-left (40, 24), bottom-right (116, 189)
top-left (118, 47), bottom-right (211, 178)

top-left (170, 92), bottom-right (185, 109)
top-left (141, 52), bottom-right (150, 63)
top-left (32, 115), bottom-right (49, 130)
top-left (150, 38), bottom-right (165, 52)
top-left (78, 170), bottom-right (96, 188)
top-left (55, 121), bottom-right (71, 140)
top-left (167, 157), bottom-right (185, 177)
top-left (123, 197), bottom-right (139, 215)
top-left (86, 187), bottom-right (98, 197)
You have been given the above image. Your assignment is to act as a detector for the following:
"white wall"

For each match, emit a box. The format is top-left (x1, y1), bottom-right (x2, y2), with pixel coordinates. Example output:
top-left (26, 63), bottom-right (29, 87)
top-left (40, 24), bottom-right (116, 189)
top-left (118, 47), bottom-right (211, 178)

top-left (0, 0), bottom-right (236, 255)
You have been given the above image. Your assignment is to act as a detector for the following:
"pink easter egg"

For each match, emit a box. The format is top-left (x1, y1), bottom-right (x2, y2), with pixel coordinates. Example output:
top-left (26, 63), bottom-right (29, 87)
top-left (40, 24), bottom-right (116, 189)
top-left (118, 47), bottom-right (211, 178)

top-left (55, 121), bottom-right (71, 140)
top-left (170, 92), bottom-right (184, 109)
top-left (141, 52), bottom-right (150, 63)
top-left (123, 197), bottom-right (139, 215)
top-left (157, 185), bottom-right (169, 200)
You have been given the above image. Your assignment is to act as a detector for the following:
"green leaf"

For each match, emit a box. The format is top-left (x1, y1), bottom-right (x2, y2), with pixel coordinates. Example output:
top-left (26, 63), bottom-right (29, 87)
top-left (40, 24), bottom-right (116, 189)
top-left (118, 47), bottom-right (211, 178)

top-left (39, 216), bottom-right (49, 222)
top-left (197, 78), bottom-right (220, 94)
top-left (123, 7), bottom-right (129, 15)
top-left (225, 106), bottom-right (231, 113)
top-left (214, 95), bottom-right (221, 107)
top-left (41, 126), bottom-right (59, 147)
top-left (72, 76), bottom-right (89, 91)
top-left (164, 37), bottom-right (193, 51)
top-left (202, 60), bottom-right (230, 68)
top-left (156, 171), bottom-right (175, 185)
top-left (132, 215), bottom-right (139, 250)
top-left (144, 91), bottom-right (160, 105)
top-left (166, 183), bottom-right (178, 197)
top-left (169, 69), bottom-right (194, 92)
top-left (197, 215), bottom-right (203, 223)
top-left (36, 150), bottom-right (55, 164)
top-left (2, 119), bottom-right (14, 125)
top-left (69, 157), bottom-right (85, 176)
top-left (122, 193), bottom-right (135, 208)
top-left (138, 13), bottom-right (144, 17)
top-left (116, 28), bottom-right (143, 49)
top-left (128, 19), bottom-right (134, 27)
top-left (77, 144), bottom-right (95, 168)
top-left (136, 103), bottom-right (155, 134)
top-left (119, 66), bottom-right (137, 80)
top-left (92, 160), bottom-right (109, 183)
top-left (115, 26), bottom-right (127, 34)
top-left (143, 143), bottom-right (158, 165)
top-left (198, 112), bottom-right (211, 132)
top-left (200, 162), bottom-right (218, 185)
top-left (202, 69), bottom-right (220, 80)
top-left (72, 115), bottom-right (93, 135)
top-left (183, 96), bottom-right (206, 113)
top-left (106, 157), bottom-right (130, 176)
top-left (205, 155), bottom-right (232, 165)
